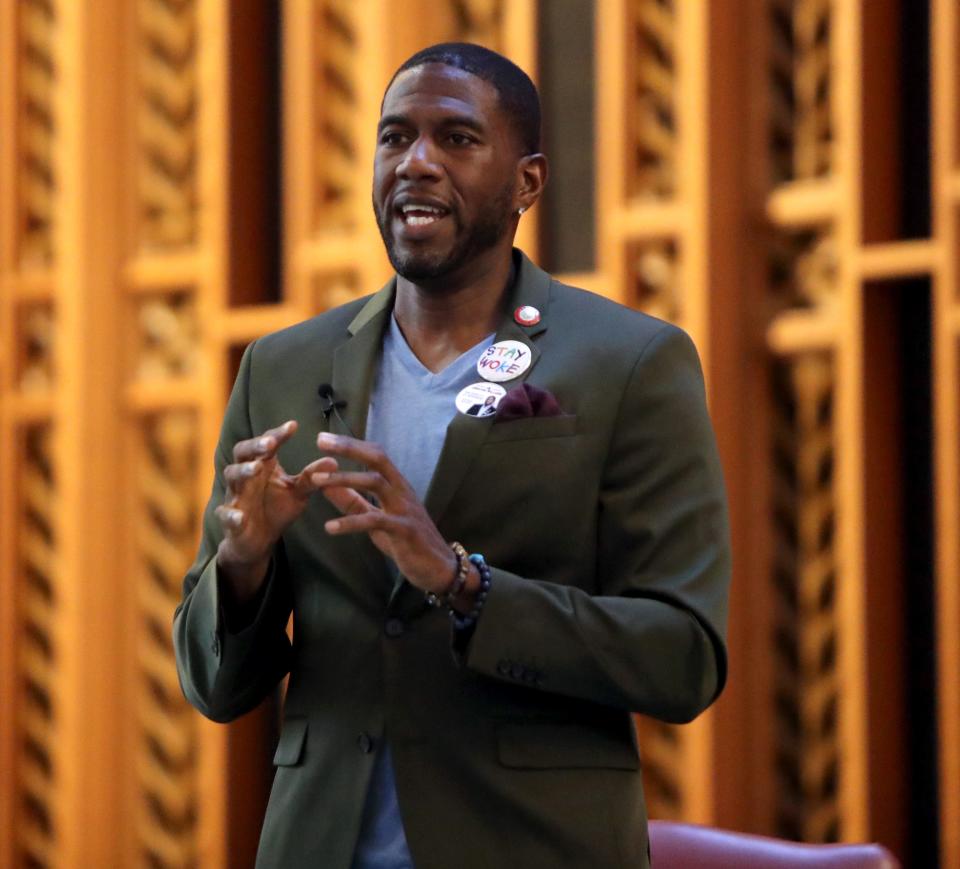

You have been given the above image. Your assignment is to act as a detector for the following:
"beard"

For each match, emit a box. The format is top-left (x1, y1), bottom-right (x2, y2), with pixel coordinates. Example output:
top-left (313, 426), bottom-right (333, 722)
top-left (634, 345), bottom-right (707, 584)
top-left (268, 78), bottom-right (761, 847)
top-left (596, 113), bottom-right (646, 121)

top-left (373, 181), bottom-right (515, 284)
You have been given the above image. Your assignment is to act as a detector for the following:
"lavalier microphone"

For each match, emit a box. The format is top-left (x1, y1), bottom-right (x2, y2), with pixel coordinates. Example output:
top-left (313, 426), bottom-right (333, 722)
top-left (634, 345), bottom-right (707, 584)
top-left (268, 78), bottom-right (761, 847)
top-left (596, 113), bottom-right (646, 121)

top-left (317, 383), bottom-right (342, 419)
top-left (317, 383), bottom-right (356, 437)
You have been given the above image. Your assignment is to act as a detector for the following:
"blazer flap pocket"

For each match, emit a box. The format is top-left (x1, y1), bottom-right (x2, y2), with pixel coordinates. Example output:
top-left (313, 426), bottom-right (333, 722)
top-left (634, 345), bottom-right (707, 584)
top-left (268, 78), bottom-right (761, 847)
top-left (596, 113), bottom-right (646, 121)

top-left (273, 716), bottom-right (308, 767)
top-left (496, 722), bottom-right (639, 771)
top-left (486, 414), bottom-right (578, 443)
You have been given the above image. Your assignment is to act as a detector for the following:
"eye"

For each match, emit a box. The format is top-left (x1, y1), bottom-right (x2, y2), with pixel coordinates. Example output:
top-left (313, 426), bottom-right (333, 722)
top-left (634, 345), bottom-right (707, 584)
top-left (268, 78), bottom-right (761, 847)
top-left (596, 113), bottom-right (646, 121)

top-left (379, 130), bottom-right (408, 146)
top-left (448, 132), bottom-right (476, 146)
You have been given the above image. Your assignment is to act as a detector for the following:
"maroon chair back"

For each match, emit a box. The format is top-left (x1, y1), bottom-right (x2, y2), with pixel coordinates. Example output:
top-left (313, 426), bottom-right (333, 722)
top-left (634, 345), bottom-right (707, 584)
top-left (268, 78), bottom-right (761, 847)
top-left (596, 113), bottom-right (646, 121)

top-left (649, 821), bottom-right (900, 869)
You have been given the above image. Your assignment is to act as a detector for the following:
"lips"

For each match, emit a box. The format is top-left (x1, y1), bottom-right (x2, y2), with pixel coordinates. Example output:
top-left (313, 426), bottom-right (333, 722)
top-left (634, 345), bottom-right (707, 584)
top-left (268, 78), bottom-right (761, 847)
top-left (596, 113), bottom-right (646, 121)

top-left (392, 198), bottom-right (452, 238)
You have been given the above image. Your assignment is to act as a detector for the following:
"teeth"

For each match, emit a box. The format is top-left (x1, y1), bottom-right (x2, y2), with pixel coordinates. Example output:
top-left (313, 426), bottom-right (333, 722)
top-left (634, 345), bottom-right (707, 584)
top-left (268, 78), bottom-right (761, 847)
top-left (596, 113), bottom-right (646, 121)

top-left (400, 204), bottom-right (444, 215)
top-left (406, 215), bottom-right (438, 226)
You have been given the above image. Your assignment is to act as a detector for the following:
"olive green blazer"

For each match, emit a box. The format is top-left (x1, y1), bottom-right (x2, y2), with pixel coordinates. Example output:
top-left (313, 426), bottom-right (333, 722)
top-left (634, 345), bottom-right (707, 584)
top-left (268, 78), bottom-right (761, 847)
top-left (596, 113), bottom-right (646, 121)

top-left (173, 251), bottom-right (731, 869)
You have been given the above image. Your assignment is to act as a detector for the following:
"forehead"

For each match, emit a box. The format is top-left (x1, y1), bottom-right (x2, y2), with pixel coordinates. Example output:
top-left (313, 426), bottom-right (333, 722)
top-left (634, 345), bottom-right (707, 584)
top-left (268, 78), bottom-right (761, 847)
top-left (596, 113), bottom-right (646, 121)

top-left (381, 63), bottom-right (502, 124)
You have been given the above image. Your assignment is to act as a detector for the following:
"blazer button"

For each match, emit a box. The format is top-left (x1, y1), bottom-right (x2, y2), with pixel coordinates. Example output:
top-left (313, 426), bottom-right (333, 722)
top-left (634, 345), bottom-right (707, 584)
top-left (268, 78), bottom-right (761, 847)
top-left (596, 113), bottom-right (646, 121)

top-left (496, 659), bottom-right (512, 676)
top-left (384, 618), bottom-right (404, 638)
top-left (357, 732), bottom-right (374, 754)
top-left (510, 662), bottom-right (526, 681)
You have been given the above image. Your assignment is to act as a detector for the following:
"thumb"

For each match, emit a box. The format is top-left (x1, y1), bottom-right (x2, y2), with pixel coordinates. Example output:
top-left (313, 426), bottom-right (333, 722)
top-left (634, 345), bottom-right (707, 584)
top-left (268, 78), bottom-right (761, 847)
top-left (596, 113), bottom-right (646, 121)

top-left (289, 456), bottom-right (339, 498)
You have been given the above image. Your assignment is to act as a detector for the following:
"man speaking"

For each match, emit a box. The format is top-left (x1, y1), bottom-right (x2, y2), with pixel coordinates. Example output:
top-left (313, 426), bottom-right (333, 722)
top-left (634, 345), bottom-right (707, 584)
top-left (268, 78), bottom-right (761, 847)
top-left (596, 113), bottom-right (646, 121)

top-left (174, 42), bottom-right (730, 869)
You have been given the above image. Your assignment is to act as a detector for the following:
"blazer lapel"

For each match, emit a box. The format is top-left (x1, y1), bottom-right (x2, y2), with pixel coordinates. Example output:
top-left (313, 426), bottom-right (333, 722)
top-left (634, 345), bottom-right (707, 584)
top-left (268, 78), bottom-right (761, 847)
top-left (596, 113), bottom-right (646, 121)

top-left (330, 279), bottom-right (395, 442)
top-left (328, 279), bottom-right (395, 588)
top-left (389, 251), bottom-right (552, 617)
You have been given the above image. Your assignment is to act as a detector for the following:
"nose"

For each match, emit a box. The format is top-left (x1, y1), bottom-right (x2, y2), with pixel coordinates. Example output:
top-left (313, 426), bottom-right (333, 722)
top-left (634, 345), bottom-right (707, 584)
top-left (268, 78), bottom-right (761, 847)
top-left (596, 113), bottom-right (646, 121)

top-left (396, 136), bottom-right (443, 181)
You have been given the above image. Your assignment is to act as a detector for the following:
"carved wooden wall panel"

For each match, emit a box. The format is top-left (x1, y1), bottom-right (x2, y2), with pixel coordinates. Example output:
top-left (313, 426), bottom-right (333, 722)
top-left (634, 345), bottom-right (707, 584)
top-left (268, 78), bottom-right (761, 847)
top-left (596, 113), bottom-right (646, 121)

top-left (596, 0), bottom-right (715, 825)
top-left (1, 2), bottom-right (62, 866)
top-left (771, 354), bottom-right (839, 843)
top-left (628, 0), bottom-right (677, 200)
top-left (1, 1), bottom-right (958, 867)
top-left (122, 0), bottom-right (226, 864)
top-left (761, 0), bottom-right (864, 846)
top-left (14, 424), bottom-right (60, 868)
top-left (310, 0), bottom-right (360, 236)
top-left (137, 0), bottom-right (199, 250)
top-left (770, 0), bottom-right (833, 183)
top-left (767, 222), bottom-right (843, 846)
top-left (284, 0), bottom-right (372, 322)
top-left (135, 411), bottom-right (201, 868)
top-left (448, 0), bottom-right (505, 48)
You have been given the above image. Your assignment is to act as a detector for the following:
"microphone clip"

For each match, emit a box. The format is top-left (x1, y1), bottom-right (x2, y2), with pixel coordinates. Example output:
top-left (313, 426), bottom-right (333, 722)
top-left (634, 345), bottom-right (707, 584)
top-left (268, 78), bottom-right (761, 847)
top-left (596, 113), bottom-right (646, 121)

top-left (317, 384), bottom-right (355, 437)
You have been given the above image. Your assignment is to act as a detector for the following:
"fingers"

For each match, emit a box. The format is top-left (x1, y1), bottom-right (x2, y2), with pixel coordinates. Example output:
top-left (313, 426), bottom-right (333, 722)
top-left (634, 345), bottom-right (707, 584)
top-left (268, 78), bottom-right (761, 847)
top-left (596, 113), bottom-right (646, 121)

top-left (302, 456), bottom-right (339, 476)
top-left (233, 420), bottom-right (298, 462)
top-left (223, 458), bottom-right (265, 494)
top-left (286, 456), bottom-right (338, 498)
top-left (215, 503), bottom-right (245, 533)
top-left (325, 509), bottom-right (400, 536)
top-left (316, 433), bottom-right (408, 491)
top-left (320, 485), bottom-right (374, 517)
top-left (311, 470), bottom-right (390, 502)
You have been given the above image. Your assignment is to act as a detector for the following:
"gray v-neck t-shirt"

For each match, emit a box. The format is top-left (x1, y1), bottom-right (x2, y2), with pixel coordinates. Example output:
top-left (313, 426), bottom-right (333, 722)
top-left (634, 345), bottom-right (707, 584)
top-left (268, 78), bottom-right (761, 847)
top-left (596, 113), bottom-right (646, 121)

top-left (350, 314), bottom-right (494, 869)
top-left (366, 314), bottom-right (495, 502)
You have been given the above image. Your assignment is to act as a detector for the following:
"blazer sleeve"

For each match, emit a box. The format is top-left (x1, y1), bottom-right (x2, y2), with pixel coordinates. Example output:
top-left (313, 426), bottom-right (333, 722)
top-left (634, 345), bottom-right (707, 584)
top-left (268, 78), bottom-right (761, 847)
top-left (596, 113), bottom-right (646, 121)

top-left (459, 323), bottom-right (731, 723)
top-left (172, 341), bottom-right (294, 723)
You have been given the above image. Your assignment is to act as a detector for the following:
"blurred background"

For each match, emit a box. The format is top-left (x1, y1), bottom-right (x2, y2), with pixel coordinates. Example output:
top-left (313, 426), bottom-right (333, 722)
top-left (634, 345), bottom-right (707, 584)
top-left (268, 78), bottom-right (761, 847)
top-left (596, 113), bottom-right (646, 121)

top-left (1, 0), bottom-right (958, 866)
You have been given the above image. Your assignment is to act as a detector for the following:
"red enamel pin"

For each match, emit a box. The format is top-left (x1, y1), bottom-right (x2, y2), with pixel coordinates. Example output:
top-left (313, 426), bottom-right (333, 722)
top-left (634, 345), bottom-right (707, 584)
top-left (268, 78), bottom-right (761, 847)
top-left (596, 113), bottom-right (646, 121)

top-left (514, 305), bottom-right (541, 326)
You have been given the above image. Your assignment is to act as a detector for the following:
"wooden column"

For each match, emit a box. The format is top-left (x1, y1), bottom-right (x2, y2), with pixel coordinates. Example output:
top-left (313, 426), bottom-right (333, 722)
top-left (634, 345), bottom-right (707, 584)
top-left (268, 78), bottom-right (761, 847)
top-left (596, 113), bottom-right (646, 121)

top-left (932, 0), bottom-right (960, 864)
top-left (54, 1), bottom-right (129, 864)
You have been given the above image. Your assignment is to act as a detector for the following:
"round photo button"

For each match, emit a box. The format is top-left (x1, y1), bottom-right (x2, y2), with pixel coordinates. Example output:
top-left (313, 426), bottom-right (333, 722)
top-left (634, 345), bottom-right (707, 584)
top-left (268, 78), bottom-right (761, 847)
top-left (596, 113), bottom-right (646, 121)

top-left (456, 382), bottom-right (506, 417)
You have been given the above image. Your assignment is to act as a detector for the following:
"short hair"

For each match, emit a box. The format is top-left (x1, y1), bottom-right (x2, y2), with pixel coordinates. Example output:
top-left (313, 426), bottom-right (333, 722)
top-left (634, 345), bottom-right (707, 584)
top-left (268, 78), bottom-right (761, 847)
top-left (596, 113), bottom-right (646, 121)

top-left (385, 42), bottom-right (541, 156)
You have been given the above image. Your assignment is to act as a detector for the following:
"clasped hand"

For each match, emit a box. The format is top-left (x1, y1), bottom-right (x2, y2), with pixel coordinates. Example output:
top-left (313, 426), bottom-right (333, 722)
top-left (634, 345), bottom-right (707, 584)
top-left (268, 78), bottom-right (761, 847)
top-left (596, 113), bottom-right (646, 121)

top-left (215, 420), bottom-right (456, 601)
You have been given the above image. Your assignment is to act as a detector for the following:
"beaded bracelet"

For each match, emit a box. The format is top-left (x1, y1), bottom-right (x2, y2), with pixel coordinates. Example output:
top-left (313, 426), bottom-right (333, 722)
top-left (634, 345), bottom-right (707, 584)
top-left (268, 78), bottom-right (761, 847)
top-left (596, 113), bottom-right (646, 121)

top-left (425, 541), bottom-right (469, 608)
top-left (451, 553), bottom-right (492, 631)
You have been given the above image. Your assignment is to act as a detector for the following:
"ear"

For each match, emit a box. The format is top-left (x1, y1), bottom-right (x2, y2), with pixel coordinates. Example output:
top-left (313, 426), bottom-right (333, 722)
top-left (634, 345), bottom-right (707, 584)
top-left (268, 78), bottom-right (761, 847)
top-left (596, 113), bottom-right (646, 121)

top-left (515, 153), bottom-right (548, 214)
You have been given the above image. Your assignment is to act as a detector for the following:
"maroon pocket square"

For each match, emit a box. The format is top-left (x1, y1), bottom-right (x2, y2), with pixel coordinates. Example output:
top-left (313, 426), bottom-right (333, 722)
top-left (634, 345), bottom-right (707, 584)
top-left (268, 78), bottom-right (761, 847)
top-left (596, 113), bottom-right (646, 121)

top-left (494, 383), bottom-right (564, 421)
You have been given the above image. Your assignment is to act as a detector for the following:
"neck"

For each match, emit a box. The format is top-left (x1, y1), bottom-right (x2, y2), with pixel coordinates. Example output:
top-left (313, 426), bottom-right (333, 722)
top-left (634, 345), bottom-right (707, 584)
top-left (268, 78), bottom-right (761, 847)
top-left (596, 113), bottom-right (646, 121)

top-left (392, 248), bottom-right (515, 373)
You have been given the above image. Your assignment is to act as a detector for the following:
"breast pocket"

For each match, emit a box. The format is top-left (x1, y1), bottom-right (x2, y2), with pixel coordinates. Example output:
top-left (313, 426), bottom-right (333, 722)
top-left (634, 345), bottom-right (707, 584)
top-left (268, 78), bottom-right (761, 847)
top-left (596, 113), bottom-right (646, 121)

top-left (485, 414), bottom-right (578, 443)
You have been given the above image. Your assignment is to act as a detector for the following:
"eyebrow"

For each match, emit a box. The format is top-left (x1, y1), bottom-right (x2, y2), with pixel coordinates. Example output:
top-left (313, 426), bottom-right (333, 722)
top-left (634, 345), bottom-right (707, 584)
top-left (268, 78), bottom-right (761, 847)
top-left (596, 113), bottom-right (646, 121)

top-left (377, 113), bottom-right (487, 135)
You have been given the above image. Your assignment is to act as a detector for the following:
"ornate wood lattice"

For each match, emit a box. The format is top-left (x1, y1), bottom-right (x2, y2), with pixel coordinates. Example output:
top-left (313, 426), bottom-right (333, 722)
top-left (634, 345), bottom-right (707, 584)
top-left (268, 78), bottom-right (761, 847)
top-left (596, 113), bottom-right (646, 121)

top-left (763, 0), bottom-right (846, 845)
top-left (127, 1), bottom-right (207, 864)
top-left (769, 230), bottom-right (838, 311)
top-left (137, 0), bottom-right (199, 249)
top-left (312, 0), bottom-right (360, 234)
top-left (771, 355), bottom-right (839, 842)
top-left (2, 2), bottom-right (62, 866)
top-left (629, 238), bottom-right (681, 322)
top-left (136, 411), bottom-right (201, 869)
top-left (769, 0), bottom-right (833, 184)
top-left (16, 425), bottom-right (59, 869)
top-left (136, 292), bottom-right (199, 381)
top-left (449, 0), bottom-right (505, 47)
top-left (628, 0), bottom-right (677, 200)
top-left (18, 303), bottom-right (56, 391)
top-left (312, 271), bottom-right (361, 314)
top-left (2, 2), bottom-right (959, 866)
top-left (608, 0), bottom-right (699, 824)
top-left (18, 0), bottom-right (58, 266)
